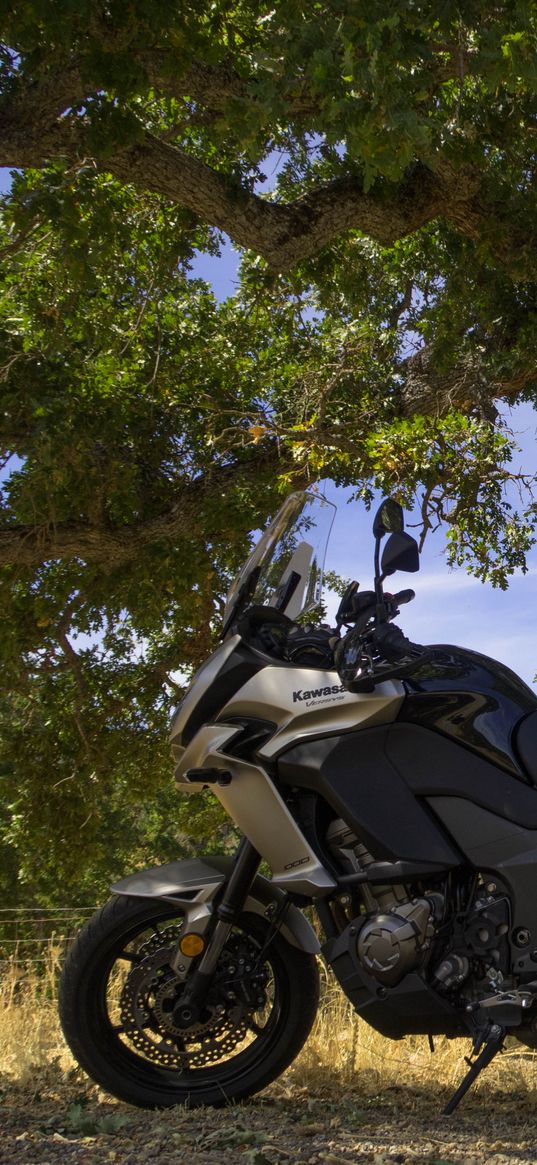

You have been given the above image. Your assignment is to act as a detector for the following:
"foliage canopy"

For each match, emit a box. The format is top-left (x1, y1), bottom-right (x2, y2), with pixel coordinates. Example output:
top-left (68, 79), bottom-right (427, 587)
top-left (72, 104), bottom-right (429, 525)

top-left (1, 2), bottom-right (537, 903)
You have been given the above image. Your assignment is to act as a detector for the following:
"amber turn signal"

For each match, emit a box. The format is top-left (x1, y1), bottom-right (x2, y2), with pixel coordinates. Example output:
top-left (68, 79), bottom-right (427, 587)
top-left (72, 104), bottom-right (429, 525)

top-left (179, 933), bottom-right (206, 958)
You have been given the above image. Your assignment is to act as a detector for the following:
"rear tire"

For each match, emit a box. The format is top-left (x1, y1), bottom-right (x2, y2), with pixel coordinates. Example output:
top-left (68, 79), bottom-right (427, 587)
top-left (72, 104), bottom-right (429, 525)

top-left (59, 893), bottom-right (320, 1108)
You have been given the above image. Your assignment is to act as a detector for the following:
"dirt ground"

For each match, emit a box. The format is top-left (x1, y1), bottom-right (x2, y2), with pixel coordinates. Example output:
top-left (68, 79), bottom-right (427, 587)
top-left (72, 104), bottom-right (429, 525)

top-left (2, 1065), bottom-right (537, 1165)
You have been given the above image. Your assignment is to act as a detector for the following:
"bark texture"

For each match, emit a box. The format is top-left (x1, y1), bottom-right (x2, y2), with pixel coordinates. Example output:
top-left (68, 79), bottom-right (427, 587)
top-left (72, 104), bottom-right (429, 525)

top-left (0, 451), bottom-right (300, 569)
top-left (0, 51), bottom-right (528, 274)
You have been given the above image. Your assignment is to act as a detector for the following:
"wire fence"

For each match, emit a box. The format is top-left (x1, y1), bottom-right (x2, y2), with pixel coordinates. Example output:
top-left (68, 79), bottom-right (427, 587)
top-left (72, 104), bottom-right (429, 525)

top-left (0, 906), bottom-right (97, 976)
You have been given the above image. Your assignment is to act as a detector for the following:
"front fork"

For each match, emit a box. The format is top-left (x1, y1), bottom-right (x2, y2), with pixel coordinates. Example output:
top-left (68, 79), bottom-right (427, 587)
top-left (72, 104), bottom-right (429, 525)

top-left (172, 839), bottom-right (262, 1015)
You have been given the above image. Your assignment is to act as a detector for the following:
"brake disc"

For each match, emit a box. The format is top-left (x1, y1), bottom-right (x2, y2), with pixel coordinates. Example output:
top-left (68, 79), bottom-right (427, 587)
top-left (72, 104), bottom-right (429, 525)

top-left (118, 925), bottom-right (268, 1068)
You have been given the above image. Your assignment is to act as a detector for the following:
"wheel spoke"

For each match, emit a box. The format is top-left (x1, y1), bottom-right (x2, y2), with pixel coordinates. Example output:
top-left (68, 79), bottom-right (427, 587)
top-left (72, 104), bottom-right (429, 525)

top-left (117, 950), bottom-right (141, 964)
top-left (248, 1019), bottom-right (265, 1036)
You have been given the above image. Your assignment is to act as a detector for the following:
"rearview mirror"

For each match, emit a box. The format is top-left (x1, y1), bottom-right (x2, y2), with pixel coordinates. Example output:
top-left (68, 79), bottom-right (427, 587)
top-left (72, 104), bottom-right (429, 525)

top-left (372, 498), bottom-right (404, 539)
top-left (381, 531), bottom-right (419, 577)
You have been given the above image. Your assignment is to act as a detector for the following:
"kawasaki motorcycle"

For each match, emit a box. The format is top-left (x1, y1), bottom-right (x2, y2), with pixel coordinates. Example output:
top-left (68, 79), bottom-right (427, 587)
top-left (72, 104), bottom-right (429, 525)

top-left (60, 490), bottom-right (537, 1115)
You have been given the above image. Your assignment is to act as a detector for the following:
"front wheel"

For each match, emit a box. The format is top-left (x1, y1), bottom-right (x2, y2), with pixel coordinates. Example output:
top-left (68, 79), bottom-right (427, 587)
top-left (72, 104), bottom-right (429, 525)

top-left (59, 893), bottom-right (320, 1108)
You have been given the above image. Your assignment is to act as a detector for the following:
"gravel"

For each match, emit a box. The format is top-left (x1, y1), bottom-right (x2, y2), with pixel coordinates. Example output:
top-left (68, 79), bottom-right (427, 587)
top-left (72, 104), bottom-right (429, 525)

top-left (1, 1065), bottom-right (537, 1165)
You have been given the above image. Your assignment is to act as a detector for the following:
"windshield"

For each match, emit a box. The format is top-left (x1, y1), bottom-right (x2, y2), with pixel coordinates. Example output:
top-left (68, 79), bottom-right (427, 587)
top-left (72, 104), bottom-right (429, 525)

top-left (224, 490), bottom-right (336, 628)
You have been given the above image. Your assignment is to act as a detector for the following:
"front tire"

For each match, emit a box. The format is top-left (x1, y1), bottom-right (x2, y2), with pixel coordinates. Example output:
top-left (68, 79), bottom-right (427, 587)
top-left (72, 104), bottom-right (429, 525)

top-left (59, 893), bottom-right (320, 1108)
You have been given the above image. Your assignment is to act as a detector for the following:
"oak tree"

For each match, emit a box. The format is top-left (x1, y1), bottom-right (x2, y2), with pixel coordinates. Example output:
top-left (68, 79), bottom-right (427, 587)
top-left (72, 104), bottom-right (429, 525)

top-left (1, 1), bottom-right (537, 902)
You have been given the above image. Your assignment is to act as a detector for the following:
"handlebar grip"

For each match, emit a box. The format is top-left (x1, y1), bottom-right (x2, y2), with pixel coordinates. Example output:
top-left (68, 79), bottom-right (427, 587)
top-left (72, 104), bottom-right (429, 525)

top-left (373, 622), bottom-right (425, 663)
top-left (392, 589), bottom-right (415, 606)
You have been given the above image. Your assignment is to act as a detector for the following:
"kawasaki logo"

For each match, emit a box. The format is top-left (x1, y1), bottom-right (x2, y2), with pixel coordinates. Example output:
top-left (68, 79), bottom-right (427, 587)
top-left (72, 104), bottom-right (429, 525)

top-left (293, 684), bottom-right (346, 703)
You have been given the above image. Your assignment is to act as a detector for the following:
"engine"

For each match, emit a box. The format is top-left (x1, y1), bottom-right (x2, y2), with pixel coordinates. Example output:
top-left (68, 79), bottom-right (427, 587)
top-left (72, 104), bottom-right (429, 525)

top-left (326, 817), bottom-right (511, 998)
top-left (356, 898), bottom-right (434, 987)
top-left (326, 818), bottom-right (436, 986)
top-left (431, 884), bottom-right (510, 998)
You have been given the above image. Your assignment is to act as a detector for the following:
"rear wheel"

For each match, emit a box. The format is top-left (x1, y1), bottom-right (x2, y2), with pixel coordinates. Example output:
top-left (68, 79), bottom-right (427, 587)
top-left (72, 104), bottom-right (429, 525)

top-left (59, 893), bottom-right (320, 1108)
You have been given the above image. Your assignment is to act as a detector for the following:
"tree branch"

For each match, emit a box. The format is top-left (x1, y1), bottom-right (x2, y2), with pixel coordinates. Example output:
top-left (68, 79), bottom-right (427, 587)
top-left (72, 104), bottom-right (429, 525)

top-left (0, 449), bottom-right (301, 568)
top-left (0, 55), bottom-right (522, 274)
top-left (398, 345), bottom-right (501, 422)
top-left (141, 53), bottom-right (256, 110)
top-left (0, 64), bottom-right (88, 163)
top-left (109, 136), bottom-right (454, 271)
top-left (0, 78), bottom-right (455, 272)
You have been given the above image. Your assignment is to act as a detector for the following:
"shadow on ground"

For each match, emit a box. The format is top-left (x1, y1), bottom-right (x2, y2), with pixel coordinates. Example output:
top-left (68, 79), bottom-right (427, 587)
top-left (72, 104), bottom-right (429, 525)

top-left (1, 1062), bottom-right (536, 1164)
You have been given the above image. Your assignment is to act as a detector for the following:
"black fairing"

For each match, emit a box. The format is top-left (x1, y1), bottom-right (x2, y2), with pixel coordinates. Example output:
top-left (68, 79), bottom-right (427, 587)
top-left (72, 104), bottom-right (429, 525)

top-left (277, 722), bottom-right (537, 864)
top-left (514, 711), bottom-right (537, 783)
top-left (398, 645), bottom-right (537, 779)
top-left (276, 725), bottom-right (456, 865)
top-left (323, 938), bottom-right (463, 1038)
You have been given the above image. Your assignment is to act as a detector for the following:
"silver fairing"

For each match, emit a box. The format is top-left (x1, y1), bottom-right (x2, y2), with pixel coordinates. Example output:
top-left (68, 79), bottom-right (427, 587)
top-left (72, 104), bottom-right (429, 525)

top-left (173, 722), bottom-right (336, 896)
top-left (218, 665), bottom-right (404, 758)
top-left (170, 648), bottom-right (404, 897)
top-left (170, 635), bottom-right (241, 746)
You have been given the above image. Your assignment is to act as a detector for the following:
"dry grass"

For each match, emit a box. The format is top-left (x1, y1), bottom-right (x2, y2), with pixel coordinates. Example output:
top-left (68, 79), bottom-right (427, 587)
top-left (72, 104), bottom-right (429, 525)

top-left (1, 949), bottom-right (537, 1101)
top-left (291, 963), bottom-right (537, 1103)
top-left (0, 946), bottom-right (75, 1080)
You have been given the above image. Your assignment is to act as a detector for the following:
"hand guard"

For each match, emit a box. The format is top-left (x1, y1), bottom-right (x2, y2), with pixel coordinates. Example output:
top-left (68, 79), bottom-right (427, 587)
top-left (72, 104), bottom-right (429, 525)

top-left (335, 621), bottom-right (432, 693)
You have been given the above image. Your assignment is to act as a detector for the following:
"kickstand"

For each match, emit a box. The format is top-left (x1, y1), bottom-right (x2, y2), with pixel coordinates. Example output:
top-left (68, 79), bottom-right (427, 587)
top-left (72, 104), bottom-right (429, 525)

top-left (443, 1024), bottom-right (505, 1116)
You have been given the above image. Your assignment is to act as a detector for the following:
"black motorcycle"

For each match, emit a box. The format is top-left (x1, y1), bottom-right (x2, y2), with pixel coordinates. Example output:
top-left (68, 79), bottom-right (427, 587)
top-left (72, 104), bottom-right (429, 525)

top-left (59, 490), bottom-right (537, 1114)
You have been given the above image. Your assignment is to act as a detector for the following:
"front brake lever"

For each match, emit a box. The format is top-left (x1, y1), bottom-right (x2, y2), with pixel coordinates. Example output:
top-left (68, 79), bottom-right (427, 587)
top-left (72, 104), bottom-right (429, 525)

top-left (336, 623), bottom-right (436, 692)
top-left (345, 649), bottom-right (436, 692)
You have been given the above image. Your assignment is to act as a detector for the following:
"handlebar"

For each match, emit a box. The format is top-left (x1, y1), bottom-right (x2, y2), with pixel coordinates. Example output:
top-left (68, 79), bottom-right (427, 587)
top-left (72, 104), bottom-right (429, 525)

top-left (237, 597), bottom-right (428, 686)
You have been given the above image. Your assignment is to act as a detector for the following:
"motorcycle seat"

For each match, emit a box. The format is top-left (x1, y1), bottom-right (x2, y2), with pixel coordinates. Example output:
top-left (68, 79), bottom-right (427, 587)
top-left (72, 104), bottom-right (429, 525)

top-left (514, 710), bottom-right (537, 784)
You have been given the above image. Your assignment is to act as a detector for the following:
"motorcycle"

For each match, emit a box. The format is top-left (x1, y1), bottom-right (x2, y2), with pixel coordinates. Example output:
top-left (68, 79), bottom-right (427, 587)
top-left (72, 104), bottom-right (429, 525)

top-left (59, 490), bottom-right (537, 1115)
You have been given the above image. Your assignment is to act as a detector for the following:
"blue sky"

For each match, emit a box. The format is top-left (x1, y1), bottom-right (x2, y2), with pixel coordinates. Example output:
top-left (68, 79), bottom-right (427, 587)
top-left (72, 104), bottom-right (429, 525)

top-left (324, 451), bottom-right (537, 687)
top-left (2, 166), bottom-right (537, 684)
top-left (197, 239), bottom-right (537, 687)
top-left (0, 168), bottom-right (14, 194)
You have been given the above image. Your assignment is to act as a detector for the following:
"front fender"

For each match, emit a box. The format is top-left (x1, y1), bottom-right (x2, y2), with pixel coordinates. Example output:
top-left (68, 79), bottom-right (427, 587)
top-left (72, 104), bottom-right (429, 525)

top-left (111, 856), bottom-right (320, 955)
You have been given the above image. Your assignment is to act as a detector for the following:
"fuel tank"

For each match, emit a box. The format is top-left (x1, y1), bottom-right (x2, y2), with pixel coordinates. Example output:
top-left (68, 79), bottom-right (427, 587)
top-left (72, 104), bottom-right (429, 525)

top-left (398, 644), bottom-right (537, 778)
